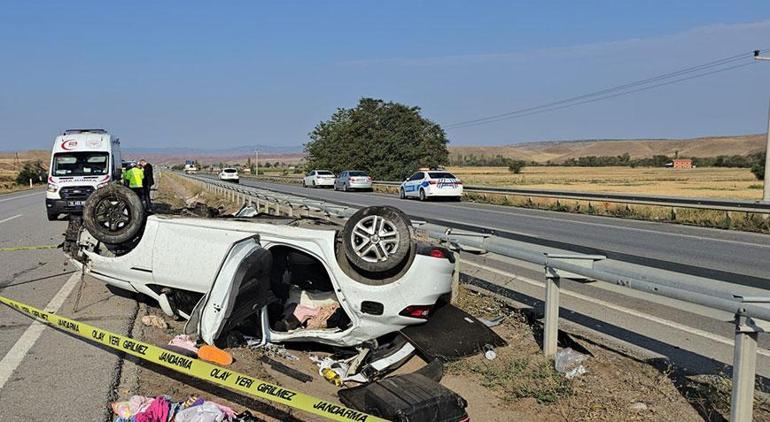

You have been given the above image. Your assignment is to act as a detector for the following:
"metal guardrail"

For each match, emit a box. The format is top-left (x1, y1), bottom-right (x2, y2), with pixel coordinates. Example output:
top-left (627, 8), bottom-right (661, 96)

top-left (183, 173), bottom-right (768, 421)
top-left (239, 173), bottom-right (770, 214)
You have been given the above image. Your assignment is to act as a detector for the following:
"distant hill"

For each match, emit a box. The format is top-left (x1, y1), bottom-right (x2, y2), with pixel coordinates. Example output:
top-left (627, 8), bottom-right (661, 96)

top-left (3, 135), bottom-right (765, 168)
top-left (449, 134), bottom-right (766, 163)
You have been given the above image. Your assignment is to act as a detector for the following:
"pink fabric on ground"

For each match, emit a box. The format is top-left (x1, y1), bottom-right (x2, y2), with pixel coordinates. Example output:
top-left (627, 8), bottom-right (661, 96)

top-left (134, 396), bottom-right (171, 422)
top-left (112, 395), bottom-right (155, 419)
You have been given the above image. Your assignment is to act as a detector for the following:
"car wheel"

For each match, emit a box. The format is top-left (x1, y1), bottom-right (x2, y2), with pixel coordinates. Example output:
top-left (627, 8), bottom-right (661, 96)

top-left (83, 184), bottom-right (145, 245)
top-left (343, 183), bottom-right (348, 192)
top-left (47, 212), bottom-right (58, 221)
top-left (312, 180), bottom-right (316, 188)
top-left (399, 188), bottom-right (406, 199)
top-left (342, 206), bottom-right (412, 274)
top-left (418, 189), bottom-right (426, 201)
top-left (302, 180), bottom-right (307, 188)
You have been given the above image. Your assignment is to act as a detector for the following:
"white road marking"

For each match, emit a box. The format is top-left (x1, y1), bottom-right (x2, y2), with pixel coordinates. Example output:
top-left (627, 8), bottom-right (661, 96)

top-left (0, 215), bottom-right (22, 225)
top-left (0, 272), bottom-right (81, 390)
top-left (463, 260), bottom-right (770, 357)
top-left (0, 192), bottom-right (41, 203)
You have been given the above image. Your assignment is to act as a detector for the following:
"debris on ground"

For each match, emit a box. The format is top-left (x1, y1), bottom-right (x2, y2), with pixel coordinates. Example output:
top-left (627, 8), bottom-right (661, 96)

top-left (260, 343), bottom-right (299, 361)
top-left (554, 347), bottom-right (588, 379)
top-left (480, 316), bottom-right (505, 327)
top-left (198, 344), bottom-right (234, 366)
top-left (260, 356), bottom-right (313, 383)
top-left (234, 205), bottom-right (259, 218)
top-left (338, 372), bottom-right (469, 422)
top-left (166, 334), bottom-right (199, 357)
top-left (141, 315), bottom-right (168, 329)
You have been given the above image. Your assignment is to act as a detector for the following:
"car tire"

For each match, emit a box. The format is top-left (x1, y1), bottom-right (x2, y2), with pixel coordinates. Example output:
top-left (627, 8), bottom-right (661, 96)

top-left (312, 180), bottom-right (316, 188)
top-left (418, 189), bottom-right (426, 201)
top-left (399, 188), bottom-right (406, 199)
top-left (302, 180), bottom-right (307, 188)
top-left (343, 183), bottom-right (348, 192)
top-left (83, 184), bottom-right (146, 245)
top-left (342, 206), bottom-right (412, 274)
top-left (47, 212), bottom-right (58, 221)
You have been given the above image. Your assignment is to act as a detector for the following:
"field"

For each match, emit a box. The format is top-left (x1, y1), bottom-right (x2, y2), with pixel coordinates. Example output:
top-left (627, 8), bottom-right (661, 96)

top-left (0, 150), bottom-right (49, 193)
top-left (447, 166), bottom-right (762, 200)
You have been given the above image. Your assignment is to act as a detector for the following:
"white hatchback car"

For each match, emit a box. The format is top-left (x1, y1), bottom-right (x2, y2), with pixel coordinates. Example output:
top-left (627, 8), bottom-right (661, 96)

top-left (303, 170), bottom-right (336, 188)
top-left (70, 184), bottom-right (454, 348)
top-left (399, 170), bottom-right (463, 201)
top-left (218, 167), bottom-right (239, 183)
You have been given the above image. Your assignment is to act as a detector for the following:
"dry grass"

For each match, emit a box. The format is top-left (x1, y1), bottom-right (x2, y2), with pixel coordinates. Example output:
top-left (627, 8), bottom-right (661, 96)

top-left (448, 166), bottom-right (761, 200)
top-left (445, 287), bottom-right (706, 421)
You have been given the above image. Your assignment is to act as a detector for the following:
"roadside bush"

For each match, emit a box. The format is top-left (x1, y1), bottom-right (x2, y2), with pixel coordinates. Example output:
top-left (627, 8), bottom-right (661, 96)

top-left (751, 152), bottom-right (765, 180)
top-left (508, 160), bottom-right (526, 174)
top-left (15, 161), bottom-right (46, 185)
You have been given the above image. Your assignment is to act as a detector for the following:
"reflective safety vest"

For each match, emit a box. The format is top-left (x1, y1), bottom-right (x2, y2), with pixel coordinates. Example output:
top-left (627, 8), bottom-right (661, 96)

top-left (123, 167), bottom-right (144, 188)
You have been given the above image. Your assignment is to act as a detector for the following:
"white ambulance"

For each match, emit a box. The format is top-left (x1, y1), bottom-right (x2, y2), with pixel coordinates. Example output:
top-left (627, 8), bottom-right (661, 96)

top-left (46, 129), bottom-right (122, 221)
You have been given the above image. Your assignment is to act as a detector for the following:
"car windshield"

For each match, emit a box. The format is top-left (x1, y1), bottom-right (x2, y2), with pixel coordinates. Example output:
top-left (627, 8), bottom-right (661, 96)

top-left (348, 171), bottom-right (368, 176)
top-left (428, 172), bottom-right (456, 179)
top-left (317, 171), bottom-right (334, 175)
top-left (224, 169), bottom-right (237, 173)
top-left (52, 152), bottom-right (109, 176)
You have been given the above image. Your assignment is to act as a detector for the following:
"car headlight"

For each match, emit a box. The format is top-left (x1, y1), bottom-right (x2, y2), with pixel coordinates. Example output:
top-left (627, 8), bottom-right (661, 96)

top-left (47, 183), bottom-right (58, 193)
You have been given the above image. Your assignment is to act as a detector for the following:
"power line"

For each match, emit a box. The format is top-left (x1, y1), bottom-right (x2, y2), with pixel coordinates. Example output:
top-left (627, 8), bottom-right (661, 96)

top-left (446, 50), bottom-right (760, 129)
top-left (449, 61), bottom-right (754, 129)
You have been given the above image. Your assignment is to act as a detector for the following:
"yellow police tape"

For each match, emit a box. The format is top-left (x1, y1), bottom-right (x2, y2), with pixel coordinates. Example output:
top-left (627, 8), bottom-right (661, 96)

top-left (0, 244), bottom-right (58, 252)
top-left (0, 295), bottom-right (386, 422)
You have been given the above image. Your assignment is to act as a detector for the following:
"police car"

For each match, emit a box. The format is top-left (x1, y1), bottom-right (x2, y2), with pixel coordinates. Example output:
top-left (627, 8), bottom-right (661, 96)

top-left (399, 169), bottom-right (463, 201)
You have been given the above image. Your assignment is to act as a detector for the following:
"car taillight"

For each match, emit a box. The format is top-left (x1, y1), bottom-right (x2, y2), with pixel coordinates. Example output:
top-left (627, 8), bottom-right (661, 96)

top-left (429, 248), bottom-right (445, 258)
top-left (399, 305), bottom-right (433, 319)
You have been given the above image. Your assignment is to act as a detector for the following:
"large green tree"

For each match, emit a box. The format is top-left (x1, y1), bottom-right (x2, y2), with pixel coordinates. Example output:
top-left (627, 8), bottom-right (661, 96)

top-left (305, 98), bottom-right (449, 180)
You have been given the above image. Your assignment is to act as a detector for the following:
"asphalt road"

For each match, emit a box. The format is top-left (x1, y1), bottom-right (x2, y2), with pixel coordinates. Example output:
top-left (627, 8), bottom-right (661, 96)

top-left (0, 189), bottom-right (138, 421)
top-left (235, 178), bottom-right (770, 289)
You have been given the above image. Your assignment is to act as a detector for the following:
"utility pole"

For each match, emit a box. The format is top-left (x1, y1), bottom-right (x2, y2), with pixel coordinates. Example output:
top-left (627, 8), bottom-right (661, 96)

top-left (754, 50), bottom-right (770, 202)
top-left (255, 149), bottom-right (259, 176)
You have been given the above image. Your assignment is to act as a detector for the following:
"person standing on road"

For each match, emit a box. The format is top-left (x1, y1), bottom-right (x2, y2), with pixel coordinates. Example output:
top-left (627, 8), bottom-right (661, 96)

top-left (139, 159), bottom-right (154, 211)
top-left (122, 162), bottom-right (144, 201)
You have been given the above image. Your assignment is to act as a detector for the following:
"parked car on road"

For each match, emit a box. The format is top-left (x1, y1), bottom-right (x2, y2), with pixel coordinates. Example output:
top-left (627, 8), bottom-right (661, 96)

top-left (218, 167), bottom-right (240, 183)
top-left (303, 170), bottom-right (335, 188)
top-left (68, 184), bottom-right (454, 349)
top-left (334, 170), bottom-right (373, 192)
top-left (399, 170), bottom-right (463, 201)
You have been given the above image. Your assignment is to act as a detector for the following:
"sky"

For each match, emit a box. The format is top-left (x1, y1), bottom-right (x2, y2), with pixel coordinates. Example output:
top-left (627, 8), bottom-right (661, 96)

top-left (1, 1), bottom-right (770, 151)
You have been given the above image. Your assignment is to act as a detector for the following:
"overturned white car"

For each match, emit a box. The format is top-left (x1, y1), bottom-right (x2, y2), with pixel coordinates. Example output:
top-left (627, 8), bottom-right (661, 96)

top-left (68, 184), bottom-right (455, 349)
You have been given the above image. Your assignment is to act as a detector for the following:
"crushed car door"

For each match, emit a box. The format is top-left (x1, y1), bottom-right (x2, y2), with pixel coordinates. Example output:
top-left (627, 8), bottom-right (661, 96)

top-left (189, 236), bottom-right (275, 345)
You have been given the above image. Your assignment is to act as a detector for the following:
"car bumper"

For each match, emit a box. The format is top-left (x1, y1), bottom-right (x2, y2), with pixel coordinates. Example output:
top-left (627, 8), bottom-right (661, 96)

top-left (315, 179), bottom-right (335, 186)
top-left (348, 182), bottom-right (372, 189)
top-left (425, 187), bottom-right (463, 197)
top-left (220, 177), bottom-right (239, 182)
top-left (46, 198), bottom-right (84, 214)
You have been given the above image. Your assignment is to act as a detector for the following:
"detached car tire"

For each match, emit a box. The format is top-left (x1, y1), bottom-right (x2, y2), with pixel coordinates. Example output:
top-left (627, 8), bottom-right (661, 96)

top-left (343, 206), bottom-right (412, 274)
top-left (83, 184), bottom-right (145, 245)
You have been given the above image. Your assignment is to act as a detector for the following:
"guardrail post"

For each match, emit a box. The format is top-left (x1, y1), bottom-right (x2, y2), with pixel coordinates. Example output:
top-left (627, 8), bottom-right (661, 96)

top-left (731, 312), bottom-right (759, 422)
top-left (543, 268), bottom-right (560, 358)
top-left (450, 252), bottom-right (461, 305)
